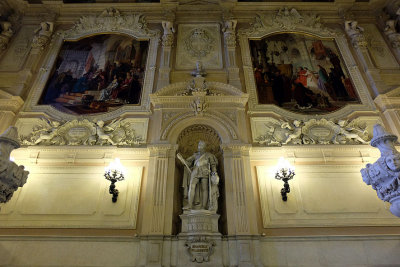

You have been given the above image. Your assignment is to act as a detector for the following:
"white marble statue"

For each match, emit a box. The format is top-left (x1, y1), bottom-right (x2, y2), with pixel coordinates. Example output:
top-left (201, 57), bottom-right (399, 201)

top-left (161, 20), bottom-right (175, 47)
top-left (344, 20), bottom-right (364, 37)
top-left (162, 20), bottom-right (175, 35)
top-left (177, 140), bottom-right (219, 212)
top-left (361, 124), bottom-right (400, 217)
top-left (384, 19), bottom-right (400, 48)
top-left (0, 127), bottom-right (29, 204)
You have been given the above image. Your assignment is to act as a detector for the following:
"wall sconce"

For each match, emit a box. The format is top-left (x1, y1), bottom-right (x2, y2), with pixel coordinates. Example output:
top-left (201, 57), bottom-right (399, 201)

top-left (274, 157), bottom-right (295, 201)
top-left (104, 158), bottom-right (125, 203)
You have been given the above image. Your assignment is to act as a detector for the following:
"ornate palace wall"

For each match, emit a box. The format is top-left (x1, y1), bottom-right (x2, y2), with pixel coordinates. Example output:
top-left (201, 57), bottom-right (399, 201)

top-left (1, 0), bottom-right (400, 266)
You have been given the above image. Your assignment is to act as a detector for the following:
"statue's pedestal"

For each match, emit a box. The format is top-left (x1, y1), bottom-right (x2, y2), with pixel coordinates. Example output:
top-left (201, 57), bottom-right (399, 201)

top-left (179, 210), bottom-right (221, 263)
top-left (180, 209), bottom-right (220, 236)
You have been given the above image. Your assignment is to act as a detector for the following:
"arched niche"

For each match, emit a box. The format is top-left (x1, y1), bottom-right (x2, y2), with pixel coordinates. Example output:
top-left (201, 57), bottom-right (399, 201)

top-left (173, 124), bottom-right (228, 235)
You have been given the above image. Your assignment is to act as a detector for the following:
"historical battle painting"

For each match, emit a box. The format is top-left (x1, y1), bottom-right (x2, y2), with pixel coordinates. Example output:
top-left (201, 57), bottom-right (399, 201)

top-left (250, 33), bottom-right (360, 114)
top-left (39, 34), bottom-right (149, 114)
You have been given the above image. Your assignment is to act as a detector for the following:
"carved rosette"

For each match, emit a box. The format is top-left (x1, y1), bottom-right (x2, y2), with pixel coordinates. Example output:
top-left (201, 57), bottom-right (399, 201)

top-left (361, 124), bottom-right (400, 217)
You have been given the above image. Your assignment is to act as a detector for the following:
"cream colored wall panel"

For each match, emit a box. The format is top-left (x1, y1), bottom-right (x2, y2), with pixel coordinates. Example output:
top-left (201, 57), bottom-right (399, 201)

top-left (19, 175), bottom-right (100, 215)
top-left (299, 172), bottom-right (381, 214)
top-left (256, 165), bottom-right (400, 228)
top-left (0, 165), bottom-right (143, 229)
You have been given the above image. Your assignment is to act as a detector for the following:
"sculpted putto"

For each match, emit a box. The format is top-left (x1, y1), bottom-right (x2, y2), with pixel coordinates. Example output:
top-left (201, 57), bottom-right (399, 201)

top-left (361, 124), bottom-right (400, 217)
top-left (177, 141), bottom-right (220, 212)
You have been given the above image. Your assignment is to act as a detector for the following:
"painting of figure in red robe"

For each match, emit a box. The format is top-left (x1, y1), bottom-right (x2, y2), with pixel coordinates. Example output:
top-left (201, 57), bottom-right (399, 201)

top-left (39, 34), bottom-right (149, 114)
top-left (250, 33), bottom-right (360, 114)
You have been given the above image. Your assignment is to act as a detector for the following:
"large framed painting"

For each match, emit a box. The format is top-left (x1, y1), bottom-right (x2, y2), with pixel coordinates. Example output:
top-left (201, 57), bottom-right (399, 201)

top-left (39, 34), bottom-right (149, 115)
top-left (249, 33), bottom-right (360, 114)
top-left (239, 9), bottom-right (376, 119)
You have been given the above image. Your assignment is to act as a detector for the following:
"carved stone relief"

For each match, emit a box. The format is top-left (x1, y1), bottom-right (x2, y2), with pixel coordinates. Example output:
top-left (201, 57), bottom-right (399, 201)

top-left (176, 24), bottom-right (223, 70)
top-left (185, 236), bottom-right (216, 263)
top-left (252, 118), bottom-right (370, 146)
top-left (242, 7), bottom-right (338, 37)
top-left (18, 118), bottom-right (145, 146)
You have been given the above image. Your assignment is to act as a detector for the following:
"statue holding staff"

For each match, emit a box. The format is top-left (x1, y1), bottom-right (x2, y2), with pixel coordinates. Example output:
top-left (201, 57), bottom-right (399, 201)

top-left (177, 140), bottom-right (220, 212)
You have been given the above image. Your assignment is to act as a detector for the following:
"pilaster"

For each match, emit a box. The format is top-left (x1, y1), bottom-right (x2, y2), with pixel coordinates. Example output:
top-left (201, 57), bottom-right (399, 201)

top-left (222, 16), bottom-right (241, 90)
top-left (142, 144), bottom-right (178, 235)
top-left (221, 144), bottom-right (258, 235)
top-left (158, 16), bottom-right (175, 91)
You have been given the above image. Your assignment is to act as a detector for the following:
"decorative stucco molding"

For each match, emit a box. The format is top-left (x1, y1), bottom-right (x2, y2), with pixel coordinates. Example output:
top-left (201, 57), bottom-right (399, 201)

top-left (239, 7), bottom-right (339, 38)
top-left (64, 8), bottom-right (157, 39)
top-left (19, 118), bottom-right (144, 146)
top-left (254, 118), bottom-right (370, 146)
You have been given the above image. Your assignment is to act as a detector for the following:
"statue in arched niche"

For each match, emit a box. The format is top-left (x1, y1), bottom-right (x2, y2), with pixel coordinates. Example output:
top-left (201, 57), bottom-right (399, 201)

top-left (177, 140), bottom-right (220, 213)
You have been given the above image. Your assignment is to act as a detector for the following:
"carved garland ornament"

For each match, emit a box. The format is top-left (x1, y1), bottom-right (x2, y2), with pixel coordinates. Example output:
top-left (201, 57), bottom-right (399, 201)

top-left (256, 118), bottom-right (370, 146)
top-left (20, 118), bottom-right (143, 146)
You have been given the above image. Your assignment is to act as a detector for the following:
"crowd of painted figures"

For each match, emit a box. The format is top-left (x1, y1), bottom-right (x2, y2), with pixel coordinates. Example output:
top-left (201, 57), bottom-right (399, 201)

top-left (254, 60), bottom-right (358, 111)
top-left (42, 60), bottom-right (144, 107)
top-left (253, 40), bottom-right (359, 112)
